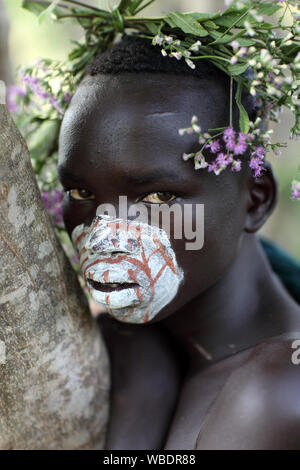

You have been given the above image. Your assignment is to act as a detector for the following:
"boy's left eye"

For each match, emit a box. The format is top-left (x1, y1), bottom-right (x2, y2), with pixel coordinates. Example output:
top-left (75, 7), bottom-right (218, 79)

top-left (142, 192), bottom-right (176, 204)
top-left (68, 189), bottom-right (95, 201)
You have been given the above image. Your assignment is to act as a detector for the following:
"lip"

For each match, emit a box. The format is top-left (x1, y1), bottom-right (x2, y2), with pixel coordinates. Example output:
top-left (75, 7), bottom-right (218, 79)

top-left (87, 278), bottom-right (140, 293)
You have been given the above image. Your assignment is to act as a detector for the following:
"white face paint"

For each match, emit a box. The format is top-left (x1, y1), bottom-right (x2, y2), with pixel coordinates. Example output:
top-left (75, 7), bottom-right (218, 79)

top-left (72, 215), bottom-right (183, 324)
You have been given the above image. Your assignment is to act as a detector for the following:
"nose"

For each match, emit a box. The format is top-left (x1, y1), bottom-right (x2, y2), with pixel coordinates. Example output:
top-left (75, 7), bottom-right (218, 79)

top-left (84, 217), bottom-right (140, 256)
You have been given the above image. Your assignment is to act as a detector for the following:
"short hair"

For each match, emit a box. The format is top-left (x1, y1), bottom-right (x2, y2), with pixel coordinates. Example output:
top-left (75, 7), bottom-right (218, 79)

top-left (85, 35), bottom-right (258, 122)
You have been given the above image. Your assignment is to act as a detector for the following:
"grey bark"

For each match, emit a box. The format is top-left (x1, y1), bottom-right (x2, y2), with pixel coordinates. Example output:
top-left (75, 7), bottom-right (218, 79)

top-left (0, 103), bottom-right (110, 449)
top-left (0, 0), bottom-right (13, 85)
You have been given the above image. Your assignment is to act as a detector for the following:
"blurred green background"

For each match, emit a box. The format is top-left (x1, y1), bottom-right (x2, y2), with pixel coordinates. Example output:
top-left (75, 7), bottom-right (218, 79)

top-left (3, 0), bottom-right (300, 260)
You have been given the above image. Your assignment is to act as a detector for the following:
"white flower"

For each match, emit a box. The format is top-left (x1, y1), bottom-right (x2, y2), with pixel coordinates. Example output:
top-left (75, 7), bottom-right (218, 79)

top-left (171, 52), bottom-right (182, 60)
top-left (237, 47), bottom-right (248, 57)
top-left (230, 56), bottom-right (238, 65)
top-left (244, 20), bottom-right (255, 37)
top-left (184, 51), bottom-right (192, 57)
top-left (164, 36), bottom-right (173, 44)
top-left (194, 156), bottom-right (208, 170)
top-left (231, 41), bottom-right (240, 51)
top-left (154, 35), bottom-right (163, 46)
top-left (191, 115), bottom-right (198, 124)
top-left (186, 59), bottom-right (196, 70)
top-left (260, 49), bottom-right (272, 65)
top-left (182, 153), bottom-right (194, 161)
top-left (161, 49), bottom-right (167, 57)
top-left (192, 124), bottom-right (201, 133)
top-left (190, 40), bottom-right (202, 52)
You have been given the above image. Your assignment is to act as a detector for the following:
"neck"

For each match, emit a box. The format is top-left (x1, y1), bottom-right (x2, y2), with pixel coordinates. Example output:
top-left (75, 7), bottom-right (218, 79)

top-left (163, 233), bottom-right (298, 368)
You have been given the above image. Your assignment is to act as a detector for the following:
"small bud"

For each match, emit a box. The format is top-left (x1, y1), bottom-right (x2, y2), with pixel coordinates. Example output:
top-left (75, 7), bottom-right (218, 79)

top-left (186, 59), bottom-right (196, 69)
top-left (164, 36), bottom-right (173, 44)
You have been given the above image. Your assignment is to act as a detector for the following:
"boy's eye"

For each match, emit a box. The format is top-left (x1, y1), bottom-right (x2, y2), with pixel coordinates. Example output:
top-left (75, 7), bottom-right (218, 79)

top-left (142, 192), bottom-right (176, 204)
top-left (68, 189), bottom-right (95, 201)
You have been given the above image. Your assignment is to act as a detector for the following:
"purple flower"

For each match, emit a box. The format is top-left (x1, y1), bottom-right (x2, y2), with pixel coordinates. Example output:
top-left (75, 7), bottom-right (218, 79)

top-left (206, 139), bottom-right (221, 154)
top-left (291, 181), bottom-right (300, 201)
top-left (223, 127), bottom-right (236, 141)
top-left (216, 152), bottom-right (232, 167)
top-left (225, 139), bottom-right (235, 151)
top-left (64, 92), bottom-right (72, 102)
top-left (249, 156), bottom-right (266, 177)
top-left (223, 127), bottom-right (236, 151)
top-left (41, 189), bottom-right (64, 226)
top-left (7, 85), bottom-right (27, 113)
top-left (208, 161), bottom-right (222, 175)
top-left (231, 159), bottom-right (242, 172)
top-left (254, 145), bottom-right (266, 158)
top-left (233, 134), bottom-right (249, 156)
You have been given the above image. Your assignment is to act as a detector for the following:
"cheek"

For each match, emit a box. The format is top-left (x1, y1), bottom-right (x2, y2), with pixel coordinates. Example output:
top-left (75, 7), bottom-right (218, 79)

top-left (170, 194), bottom-right (246, 298)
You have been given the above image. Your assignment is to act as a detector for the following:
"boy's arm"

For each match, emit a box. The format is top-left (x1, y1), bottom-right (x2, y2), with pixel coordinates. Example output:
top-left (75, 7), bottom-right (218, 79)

top-left (196, 337), bottom-right (300, 450)
top-left (97, 315), bottom-right (183, 450)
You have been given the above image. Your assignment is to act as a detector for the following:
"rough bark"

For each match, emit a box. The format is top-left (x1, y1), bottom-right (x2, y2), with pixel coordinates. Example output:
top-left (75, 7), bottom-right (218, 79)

top-left (0, 102), bottom-right (110, 449)
top-left (0, 0), bottom-right (13, 86)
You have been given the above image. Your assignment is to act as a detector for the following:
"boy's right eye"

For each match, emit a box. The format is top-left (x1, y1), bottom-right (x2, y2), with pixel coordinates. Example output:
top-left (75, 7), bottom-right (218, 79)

top-left (68, 189), bottom-right (95, 201)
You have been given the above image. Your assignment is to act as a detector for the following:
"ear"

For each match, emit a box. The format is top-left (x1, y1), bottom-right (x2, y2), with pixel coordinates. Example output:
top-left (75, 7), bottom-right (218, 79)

top-left (244, 161), bottom-right (278, 233)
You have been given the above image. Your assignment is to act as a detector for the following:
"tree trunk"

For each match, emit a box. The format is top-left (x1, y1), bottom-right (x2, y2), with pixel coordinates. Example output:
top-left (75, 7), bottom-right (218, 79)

top-left (0, 102), bottom-right (110, 449)
top-left (0, 0), bottom-right (13, 86)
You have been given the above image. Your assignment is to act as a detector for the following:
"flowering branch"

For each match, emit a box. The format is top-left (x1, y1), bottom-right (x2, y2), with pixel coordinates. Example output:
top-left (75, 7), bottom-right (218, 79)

top-left (12, 0), bottom-right (299, 201)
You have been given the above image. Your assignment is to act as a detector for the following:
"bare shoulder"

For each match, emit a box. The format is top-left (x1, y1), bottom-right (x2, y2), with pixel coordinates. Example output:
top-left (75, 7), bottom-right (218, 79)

top-left (196, 332), bottom-right (300, 450)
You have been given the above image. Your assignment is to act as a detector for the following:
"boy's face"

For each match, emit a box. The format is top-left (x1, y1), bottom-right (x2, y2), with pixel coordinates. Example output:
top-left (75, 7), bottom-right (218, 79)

top-left (58, 73), bottom-right (248, 324)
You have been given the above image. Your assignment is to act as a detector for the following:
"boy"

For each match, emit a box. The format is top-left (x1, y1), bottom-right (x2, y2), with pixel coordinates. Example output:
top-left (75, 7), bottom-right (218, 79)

top-left (58, 36), bottom-right (300, 450)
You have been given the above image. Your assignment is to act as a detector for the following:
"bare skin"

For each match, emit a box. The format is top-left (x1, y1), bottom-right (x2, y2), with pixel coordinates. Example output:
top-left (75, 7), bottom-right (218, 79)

top-left (58, 72), bottom-right (300, 450)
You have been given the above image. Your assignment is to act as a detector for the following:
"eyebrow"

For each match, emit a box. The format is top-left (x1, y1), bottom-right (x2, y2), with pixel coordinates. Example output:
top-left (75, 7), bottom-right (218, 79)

top-left (126, 170), bottom-right (184, 185)
top-left (58, 165), bottom-right (185, 186)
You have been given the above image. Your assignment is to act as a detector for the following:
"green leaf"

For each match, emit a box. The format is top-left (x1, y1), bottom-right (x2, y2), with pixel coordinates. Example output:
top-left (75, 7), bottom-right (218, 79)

top-left (228, 62), bottom-right (249, 76)
top-left (22, 0), bottom-right (48, 16)
top-left (38, 0), bottom-right (60, 24)
top-left (235, 80), bottom-right (250, 134)
top-left (203, 20), bottom-right (218, 30)
top-left (209, 30), bottom-right (255, 46)
top-left (214, 12), bottom-right (251, 28)
top-left (166, 12), bottom-right (209, 37)
top-left (189, 12), bottom-right (219, 22)
top-left (256, 3), bottom-right (282, 17)
top-left (144, 22), bottom-right (160, 35)
top-left (117, 0), bottom-right (131, 14)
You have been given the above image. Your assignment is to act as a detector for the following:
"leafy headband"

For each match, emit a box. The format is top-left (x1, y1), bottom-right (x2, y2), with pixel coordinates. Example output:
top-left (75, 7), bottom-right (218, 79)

top-left (11, 0), bottom-right (300, 205)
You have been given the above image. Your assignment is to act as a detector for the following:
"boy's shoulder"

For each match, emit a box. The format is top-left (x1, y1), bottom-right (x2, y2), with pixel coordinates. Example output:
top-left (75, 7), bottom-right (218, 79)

top-left (196, 332), bottom-right (300, 450)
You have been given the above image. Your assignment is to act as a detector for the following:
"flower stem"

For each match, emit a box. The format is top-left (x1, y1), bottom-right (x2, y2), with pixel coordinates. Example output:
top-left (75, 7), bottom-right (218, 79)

top-left (230, 76), bottom-right (233, 128)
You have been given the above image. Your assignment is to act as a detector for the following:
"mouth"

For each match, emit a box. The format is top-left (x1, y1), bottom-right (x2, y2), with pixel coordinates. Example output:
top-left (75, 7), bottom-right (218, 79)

top-left (87, 279), bottom-right (140, 293)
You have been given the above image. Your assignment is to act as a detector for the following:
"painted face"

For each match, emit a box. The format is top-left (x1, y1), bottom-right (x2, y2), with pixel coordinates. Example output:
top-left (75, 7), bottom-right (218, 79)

top-left (72, 215), bottom-right (183, 324)
top-left (59, 73), bottom-right (248, 324)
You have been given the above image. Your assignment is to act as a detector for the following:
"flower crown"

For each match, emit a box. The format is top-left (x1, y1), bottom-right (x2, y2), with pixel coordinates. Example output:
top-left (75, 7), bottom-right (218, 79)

top-left (11, 0), bottom-right (300, 204)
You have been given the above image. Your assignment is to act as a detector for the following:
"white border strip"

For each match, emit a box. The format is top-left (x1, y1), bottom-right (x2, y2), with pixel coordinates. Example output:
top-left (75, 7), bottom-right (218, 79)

top-left (0, 80), bottom-right (6, 105)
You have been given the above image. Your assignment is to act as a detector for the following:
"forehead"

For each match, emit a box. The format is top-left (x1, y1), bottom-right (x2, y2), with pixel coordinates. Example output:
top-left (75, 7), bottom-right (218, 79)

top-left (58, 73), bottom-right (228, 177)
